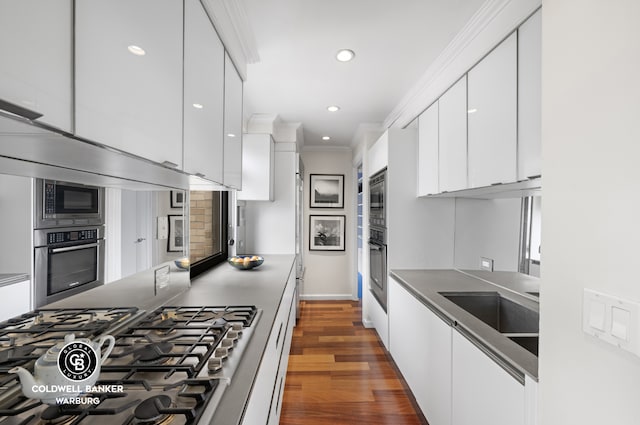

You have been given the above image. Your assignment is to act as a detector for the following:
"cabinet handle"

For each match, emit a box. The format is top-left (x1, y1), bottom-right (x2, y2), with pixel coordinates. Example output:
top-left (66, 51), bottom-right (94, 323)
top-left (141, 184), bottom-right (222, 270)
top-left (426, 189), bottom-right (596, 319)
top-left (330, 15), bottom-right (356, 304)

top-left (161, 160), bottom-right (179, 168)
top-left (0, 98), bottom-right (43, 120)
top-left (490, 182), bottom-right (503, 186)
top-left (275, 376), bottom-right (284, 415)
top-left (527, 174), bottom-right (541, 180)
top-left (195, 172), bottom-right (206, 178)
top-left (275, 322), bottom-right (283, 349)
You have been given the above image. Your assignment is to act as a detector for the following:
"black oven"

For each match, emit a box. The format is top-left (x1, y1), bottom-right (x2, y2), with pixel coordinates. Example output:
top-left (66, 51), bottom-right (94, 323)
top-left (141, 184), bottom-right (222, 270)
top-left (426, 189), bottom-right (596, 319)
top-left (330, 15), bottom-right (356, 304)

top-left (369, 168), bottom-right (388, 312)
top-left (35, 179), bottom-right (105, 228)
top-left (34, 226), bottom-right (105, 307)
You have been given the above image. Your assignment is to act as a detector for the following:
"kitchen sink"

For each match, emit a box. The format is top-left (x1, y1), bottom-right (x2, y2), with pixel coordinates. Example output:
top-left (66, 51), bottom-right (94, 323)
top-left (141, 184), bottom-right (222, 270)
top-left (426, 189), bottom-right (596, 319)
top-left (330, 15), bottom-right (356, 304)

top-left (508, 335), bottom-right (539, 356)
top-left (439, 291), bottom-right (539, 334)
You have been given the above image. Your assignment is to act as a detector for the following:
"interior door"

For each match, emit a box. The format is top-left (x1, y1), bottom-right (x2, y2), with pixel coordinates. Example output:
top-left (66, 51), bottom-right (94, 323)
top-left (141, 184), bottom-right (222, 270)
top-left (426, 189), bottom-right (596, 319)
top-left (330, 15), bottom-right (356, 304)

top-left (121, 190), bottom-right (152, 276)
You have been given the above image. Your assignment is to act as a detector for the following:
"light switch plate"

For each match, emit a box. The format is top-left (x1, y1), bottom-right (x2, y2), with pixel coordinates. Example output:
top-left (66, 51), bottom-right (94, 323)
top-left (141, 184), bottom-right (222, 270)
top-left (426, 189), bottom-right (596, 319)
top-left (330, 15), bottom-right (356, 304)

top-left (583, 289), bottom-right (640, 357)
top-left (157, 216), bottom-right (169, 240)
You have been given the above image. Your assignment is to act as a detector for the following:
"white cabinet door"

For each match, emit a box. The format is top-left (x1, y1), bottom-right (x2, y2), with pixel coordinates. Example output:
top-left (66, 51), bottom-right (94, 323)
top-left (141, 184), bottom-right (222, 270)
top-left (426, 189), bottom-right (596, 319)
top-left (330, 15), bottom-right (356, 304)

top-left (452, 331), bottom-right (524, 425)
top-left (0, 279), bottom-right (30, 321)
top-left (518, 9), bottom-right (542, 181)
top-left (238, 134), bottom-right (275, 201)
top-left (468, 33), bottom-right (517, 188)
top-left (183, 0), bottom-right (224, 183)
top-left (438, 77), bottom-right (467, 192)
top-left (223, 54), bottom-right (243, 189)
top-left (75, 0), bottom-right (183, 168)
top-left (367, 131), bottom-right (389, 177)
top-left (417, 101), bottom-right (439, 196)
top-left (0, 0), bottom-right (72, 131)
top-left (389, 277), bottom-right (452, 425)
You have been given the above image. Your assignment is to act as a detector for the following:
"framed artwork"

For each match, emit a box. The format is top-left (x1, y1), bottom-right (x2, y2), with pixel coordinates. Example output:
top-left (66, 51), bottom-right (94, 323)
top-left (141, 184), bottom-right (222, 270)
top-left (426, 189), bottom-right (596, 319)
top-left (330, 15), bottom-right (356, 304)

top-left (170, 190), bottom-right (185, 208)
top-left (310, 174), bottom-right (344, 208)
top-left (309, 215), bottom-right (346, 251)
top-left (167, 215), bottom-right (184, 252)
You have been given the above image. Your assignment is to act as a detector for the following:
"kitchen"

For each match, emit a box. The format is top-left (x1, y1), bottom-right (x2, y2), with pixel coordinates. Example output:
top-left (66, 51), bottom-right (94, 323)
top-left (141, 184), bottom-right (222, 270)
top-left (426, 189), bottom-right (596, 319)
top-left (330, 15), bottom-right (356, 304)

top-left (0, 0), bottom-right (639, 424)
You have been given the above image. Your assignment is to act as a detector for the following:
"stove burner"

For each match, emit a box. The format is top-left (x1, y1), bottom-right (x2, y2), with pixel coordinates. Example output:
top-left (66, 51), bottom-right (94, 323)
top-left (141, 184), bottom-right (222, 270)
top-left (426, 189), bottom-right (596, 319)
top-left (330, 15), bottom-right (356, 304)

top-left (40, 404), bottom-right (79, 425)
top-left (133, 342), bottom-right (174, 363)
top-left (0, 345), bottom-right (36, 364)
top-left (133, 395), bottom-right (174, 424)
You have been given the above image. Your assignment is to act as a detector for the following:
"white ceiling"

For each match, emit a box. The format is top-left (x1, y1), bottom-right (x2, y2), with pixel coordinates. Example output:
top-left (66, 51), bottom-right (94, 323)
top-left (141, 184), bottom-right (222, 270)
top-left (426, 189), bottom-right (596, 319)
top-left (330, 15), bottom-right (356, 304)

top-left (242, 0), bottom-right (486, 148)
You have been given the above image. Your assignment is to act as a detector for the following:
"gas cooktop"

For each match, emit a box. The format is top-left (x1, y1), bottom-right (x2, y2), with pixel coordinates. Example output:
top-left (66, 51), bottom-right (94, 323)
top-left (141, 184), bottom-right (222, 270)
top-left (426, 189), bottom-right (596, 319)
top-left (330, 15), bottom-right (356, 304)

top-left (0, 305), bottom-right (261, 425)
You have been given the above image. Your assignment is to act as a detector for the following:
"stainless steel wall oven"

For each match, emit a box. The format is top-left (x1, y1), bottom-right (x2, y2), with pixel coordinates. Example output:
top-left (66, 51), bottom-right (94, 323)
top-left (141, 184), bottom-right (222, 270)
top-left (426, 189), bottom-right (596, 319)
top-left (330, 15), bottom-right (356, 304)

top-left (368, 168), bottom-right (387, 312)
top-left (34, 226), bottom-right (105, 307)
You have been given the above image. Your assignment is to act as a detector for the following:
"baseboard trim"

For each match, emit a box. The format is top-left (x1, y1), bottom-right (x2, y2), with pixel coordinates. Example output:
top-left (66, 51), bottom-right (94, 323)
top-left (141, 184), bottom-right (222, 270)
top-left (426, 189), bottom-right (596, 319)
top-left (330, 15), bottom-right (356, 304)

top-left (362, 319), bottom-right (374, 328)
top-left (300, 294), bottom-right (356, 301)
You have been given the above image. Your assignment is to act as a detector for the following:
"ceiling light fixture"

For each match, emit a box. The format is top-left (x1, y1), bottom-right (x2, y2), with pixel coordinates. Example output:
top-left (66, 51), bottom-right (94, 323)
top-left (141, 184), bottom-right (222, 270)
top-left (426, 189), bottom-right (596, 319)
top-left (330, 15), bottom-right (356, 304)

top-left (127, 45), bottom-right (146, 56)
top-left (322, 136), bottom-right (331, 141)
top-left (336, 49), bottom-right (355, 62)
top-left (227, 133), bottom-right (236, 138)
top-left (327, 105), bottom-right (340, 112)
top-left (467, 108), bottom-right (477, 114)
top-left (193, 103), bottom-right (204, 109)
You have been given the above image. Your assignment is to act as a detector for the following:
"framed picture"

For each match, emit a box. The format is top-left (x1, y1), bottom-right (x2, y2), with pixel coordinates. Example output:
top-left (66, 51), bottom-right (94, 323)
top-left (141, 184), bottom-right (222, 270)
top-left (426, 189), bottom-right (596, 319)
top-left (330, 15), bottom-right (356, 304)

top-left (309, 215), bottom-right (346, 251)
top-left (170, 190), bottom-right (185, 208)
top-left (167, 215), bottom-right (184, 252)
top-left (310, 174), bottom-right (344, 208)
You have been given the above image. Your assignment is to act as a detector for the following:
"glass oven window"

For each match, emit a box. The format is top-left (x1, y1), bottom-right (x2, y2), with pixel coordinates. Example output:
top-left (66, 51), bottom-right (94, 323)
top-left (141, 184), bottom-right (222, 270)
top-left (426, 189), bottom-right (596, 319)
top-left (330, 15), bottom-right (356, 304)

top-left (48, 246), bottom-right (98, 295)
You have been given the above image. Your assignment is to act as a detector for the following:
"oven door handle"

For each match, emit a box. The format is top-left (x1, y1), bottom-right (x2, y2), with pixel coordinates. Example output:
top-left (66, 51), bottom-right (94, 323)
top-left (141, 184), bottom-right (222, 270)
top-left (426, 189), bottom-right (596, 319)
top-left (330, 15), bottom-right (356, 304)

top-left (51, 242), bottom-right (100, 253)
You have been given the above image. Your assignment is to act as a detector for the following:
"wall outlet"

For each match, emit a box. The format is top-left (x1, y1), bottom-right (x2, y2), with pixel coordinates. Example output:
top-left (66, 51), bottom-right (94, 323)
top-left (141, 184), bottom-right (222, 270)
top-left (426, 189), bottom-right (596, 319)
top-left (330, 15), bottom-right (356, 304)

top-left (480, 257), bottom-right (494, 271)
top-left (157, 216), bottom-right (169, 240)
top-left (154, 265), bottom-right (170, 295)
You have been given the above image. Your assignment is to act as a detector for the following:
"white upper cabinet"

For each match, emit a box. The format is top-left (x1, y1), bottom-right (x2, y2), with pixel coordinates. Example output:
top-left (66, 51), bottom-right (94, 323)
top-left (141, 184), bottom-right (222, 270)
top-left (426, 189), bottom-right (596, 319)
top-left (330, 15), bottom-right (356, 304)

top-left (223, 54), bottom-right (243, 189)
top-left (75, 0), bottom-right (184, 168)
top-left (417, 101), bottom-right (439, 196)
top-left (467, 33), bottom-right (518, 188)
top-left (518, 9), bottom-right (542, 181)
top-left (368, 131), bottom-right (389, 177)
top-left (439, 77), bottom-right (468, 192)
top-left (183, 0), bottom-right (225, 183)
top-left (0, 0), bottom-right (72, 132)
top-left (238, 133), bottom-right (275, 201)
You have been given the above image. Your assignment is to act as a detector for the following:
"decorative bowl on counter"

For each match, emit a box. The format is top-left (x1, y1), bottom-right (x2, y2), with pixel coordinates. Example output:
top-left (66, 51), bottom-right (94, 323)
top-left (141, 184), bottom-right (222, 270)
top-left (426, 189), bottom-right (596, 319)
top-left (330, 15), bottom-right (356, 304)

top-left (227, 255), bottom-right (264, 270)
top-left (174, 258), bottom-right (190, 270)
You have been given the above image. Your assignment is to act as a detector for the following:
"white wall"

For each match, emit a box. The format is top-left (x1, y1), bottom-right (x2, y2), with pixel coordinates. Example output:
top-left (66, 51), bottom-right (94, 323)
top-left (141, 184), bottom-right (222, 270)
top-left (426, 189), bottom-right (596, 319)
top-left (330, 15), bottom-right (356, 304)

top-left (302, 149), bottom-right (355, 299)
top-left (0, 175), bottom-right (31, 274)
top-left (453, 198), bottom-right (521, 271)
top-left (244, 145), bottom-right (296, 254)
top-left (540, 1), bottom-right (640, 424)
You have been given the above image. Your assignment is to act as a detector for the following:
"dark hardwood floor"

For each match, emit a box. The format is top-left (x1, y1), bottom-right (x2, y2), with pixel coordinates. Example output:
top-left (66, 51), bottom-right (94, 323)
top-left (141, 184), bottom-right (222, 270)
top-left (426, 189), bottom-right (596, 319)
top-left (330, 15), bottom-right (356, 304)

top-left (280, 300), bottom-right (428, 425)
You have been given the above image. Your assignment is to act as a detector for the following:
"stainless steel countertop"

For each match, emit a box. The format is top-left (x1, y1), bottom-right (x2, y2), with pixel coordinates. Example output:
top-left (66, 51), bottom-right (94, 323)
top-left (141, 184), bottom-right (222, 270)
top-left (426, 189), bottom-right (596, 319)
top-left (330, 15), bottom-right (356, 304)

top-left (389, 269), bottom-right (539, 381)
top-left (0, 273), bottom-right (30, 288)
top-left (44, 254), bottom-right (296, 425)
top-left (172, 255), bottom-right (295, 425)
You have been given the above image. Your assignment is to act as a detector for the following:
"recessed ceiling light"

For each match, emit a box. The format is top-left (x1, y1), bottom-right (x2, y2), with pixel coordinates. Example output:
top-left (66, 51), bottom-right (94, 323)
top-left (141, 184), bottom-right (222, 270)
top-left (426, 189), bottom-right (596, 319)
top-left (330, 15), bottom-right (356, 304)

top-left (127, 45), bottom-right (146, 56)
top-left (467, 108), bottom-right (477, 114)
top-left (322, 136), bottom-right (331, 141)
top-left (227, 133), bottom-right (236, 138)
top-left (327, 105), bottom-right (340, 112)
top-left (336, 49), bottom-right (355, 62)
top-left (193, 103), bottom-right (204, 109)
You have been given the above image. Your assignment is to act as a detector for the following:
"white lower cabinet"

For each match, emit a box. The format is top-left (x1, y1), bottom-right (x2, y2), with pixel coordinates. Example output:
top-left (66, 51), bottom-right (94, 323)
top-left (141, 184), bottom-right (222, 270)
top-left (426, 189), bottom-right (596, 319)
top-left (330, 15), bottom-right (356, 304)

top-left (0, 279), bottom-right (30, 321)
top-left (242, 269), bottom-right (296, 425)
top-left (389, 277), bottom-right (451, 425)
top-left (451, 331), bottom-right (524, 425)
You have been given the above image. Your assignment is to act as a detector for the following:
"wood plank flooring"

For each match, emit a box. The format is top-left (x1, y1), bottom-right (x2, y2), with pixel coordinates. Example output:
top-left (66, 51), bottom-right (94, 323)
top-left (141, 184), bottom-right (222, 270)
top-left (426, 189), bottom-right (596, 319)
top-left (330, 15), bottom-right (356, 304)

top-left (280, 300), bottom-right (428, 425)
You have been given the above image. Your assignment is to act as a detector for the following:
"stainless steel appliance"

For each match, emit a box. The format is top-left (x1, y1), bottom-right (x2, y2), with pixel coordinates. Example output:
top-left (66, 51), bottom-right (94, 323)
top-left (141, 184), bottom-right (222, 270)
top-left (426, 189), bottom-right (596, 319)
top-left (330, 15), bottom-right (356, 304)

top-left (0, 305), bottom-right (261, 425)
top-left (369, 168), bottom-right (386, 228)
top-left (368, 227), bottom-right (387, 312)
top-left (369, 168), bottom-right (387, 312)
top-left (35, 179), bottom-right (105, 228)
top-left (34, 226), bottom-right (105, 307)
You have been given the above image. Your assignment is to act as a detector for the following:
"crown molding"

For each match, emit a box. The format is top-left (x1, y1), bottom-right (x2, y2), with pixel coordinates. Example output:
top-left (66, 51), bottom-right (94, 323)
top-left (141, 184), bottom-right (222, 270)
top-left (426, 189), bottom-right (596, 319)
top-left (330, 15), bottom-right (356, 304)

top-left (302, 145), bottom-right (353, 153)
top-left (202, 0), bottom-right (260, 80)
top-left (383, 0), bottom-right (541, 130)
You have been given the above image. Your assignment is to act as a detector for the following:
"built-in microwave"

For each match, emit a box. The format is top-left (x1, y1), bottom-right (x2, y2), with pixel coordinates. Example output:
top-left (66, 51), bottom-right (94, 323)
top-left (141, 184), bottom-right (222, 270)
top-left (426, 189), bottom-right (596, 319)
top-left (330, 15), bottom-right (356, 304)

top-left (369, 168), bottom-right (386, 228)
top-left (35, 179), bottom-right (105, 228)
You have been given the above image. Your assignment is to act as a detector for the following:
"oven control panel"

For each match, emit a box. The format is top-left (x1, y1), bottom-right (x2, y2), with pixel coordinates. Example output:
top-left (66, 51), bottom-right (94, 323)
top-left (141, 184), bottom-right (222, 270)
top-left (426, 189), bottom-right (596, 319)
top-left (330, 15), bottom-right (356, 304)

top-left (47, 228), bottom-right (98, 244)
